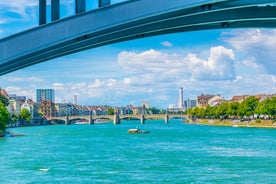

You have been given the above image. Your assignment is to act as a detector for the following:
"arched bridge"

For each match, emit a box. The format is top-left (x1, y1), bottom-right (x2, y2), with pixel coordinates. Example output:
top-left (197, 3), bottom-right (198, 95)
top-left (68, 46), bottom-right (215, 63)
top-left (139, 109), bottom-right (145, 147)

top-left (1, 0), bottom-right (276, 75)
top-left (47, 114), bottom-right (188, 125)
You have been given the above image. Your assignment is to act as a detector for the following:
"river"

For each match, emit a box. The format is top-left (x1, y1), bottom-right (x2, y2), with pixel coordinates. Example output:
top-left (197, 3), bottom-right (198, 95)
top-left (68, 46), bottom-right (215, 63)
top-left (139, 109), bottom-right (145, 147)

top-left (1, 120), bottom-right (276, 183)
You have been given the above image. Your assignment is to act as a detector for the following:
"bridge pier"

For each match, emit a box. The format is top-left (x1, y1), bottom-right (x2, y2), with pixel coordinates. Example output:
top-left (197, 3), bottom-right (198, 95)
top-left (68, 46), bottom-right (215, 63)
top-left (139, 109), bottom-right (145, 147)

top-left (65, 115), bottom-right (69, 125)
top-left (89, 111), bottom-right (94, 125)
top-left (98, 0), bottom-right (111, 8)
top-left (165, 114), bottom-right (169, 124)
top-left (141, 114), bottom-right (145, 124)
top-left (113, 112), bottom-right (120, 124)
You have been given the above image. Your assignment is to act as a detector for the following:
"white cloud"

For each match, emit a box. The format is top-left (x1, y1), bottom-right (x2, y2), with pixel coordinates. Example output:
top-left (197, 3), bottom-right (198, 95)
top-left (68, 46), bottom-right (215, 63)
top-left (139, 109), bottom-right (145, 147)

top-left (225, 29), bottom-right (276, 74)
top-left (5, 76), bottom-right (43, 82)
top-left (161, 41), bottom-right (173, 47)
top-left (5, 86), bottom-right (35, 100)
top-left (0, 0), bottom-right (37, 18)
top-left (118, 46), bottom-right (236, 81)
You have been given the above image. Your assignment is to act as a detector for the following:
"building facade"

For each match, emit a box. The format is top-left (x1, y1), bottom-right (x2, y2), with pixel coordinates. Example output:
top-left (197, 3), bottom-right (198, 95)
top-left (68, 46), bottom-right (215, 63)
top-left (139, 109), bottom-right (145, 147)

top-left (184, 99), bottom-right (197, 109)
top-left (197, 94), bottom-right (215, 108)
top-left (36, 89), bottom-right (55, 103)
top-left (40, 100), bottom-right (56, 117)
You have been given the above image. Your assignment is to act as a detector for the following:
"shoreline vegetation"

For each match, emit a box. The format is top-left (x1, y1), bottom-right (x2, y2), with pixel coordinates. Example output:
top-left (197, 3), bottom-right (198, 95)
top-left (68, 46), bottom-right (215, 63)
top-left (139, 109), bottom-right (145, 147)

top-left (187, 118), bottom-right (276, 129)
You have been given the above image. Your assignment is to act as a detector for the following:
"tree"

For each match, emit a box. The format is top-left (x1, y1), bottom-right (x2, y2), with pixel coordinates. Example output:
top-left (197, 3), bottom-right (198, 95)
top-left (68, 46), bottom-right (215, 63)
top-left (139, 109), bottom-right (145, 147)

top-left (216, 102), bottom-right (229, 119)
top-left (255, 99), bottom-right (269, 117)
top-left (239, 96), bottom-right (258, 118)
top-left (0, 101), bottom-right (10, 135)
top-left (107, 108), bottom-right (114, 115)
top-left (10, 114), bottom-right (19, 124)
top-left (20, 108), bottom-right (31, 122)
top-left (148, 107), bottom-right (160, 114)
top-left (0, 93), bottom-right (9, 106)
top-left (266, 97), bottom-right (276, 118)
top-left (228, 101), bottom-right (240, 117)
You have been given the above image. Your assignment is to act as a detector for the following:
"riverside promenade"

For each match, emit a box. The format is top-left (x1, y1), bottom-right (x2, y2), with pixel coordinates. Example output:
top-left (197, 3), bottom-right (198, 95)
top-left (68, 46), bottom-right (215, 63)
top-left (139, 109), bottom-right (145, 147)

top-left (188, 118), bottom-right (276, 129)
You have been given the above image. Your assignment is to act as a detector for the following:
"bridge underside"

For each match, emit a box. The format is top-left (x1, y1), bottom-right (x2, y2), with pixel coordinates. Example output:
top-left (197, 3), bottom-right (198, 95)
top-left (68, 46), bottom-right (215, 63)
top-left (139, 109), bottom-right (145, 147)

top-left (1, 0), bottom-right (276, 75)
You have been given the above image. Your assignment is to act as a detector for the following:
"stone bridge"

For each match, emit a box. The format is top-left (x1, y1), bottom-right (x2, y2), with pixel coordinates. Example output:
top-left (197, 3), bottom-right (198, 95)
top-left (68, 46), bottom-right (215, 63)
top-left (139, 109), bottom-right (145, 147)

top-left (47, 114), bottom-right (188, 125)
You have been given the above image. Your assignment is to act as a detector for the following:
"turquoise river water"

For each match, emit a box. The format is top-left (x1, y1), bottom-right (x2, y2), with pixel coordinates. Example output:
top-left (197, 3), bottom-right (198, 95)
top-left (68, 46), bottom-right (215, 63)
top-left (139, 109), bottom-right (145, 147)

top-left (1, 120), bottom-right (276, 183)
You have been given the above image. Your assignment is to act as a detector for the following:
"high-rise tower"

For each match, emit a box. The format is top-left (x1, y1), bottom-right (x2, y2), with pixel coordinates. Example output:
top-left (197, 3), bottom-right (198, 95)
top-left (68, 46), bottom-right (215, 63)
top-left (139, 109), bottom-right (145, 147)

top-left (36, 89), bottom-right (55, 103)
top-left (74, 94), bottom-right (78, 105)
top-left (178, 87), bottom-right (183, 109)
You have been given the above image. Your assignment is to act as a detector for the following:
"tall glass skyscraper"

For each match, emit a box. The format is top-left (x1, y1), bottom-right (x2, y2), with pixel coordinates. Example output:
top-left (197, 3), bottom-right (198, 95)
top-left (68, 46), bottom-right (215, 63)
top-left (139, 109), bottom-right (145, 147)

top-left (36, 89), bottom-right (55, 103)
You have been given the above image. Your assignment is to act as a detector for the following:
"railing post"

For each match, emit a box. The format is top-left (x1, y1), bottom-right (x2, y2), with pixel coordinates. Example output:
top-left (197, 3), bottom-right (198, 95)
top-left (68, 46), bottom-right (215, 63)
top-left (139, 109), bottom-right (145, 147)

top-left (51, 0), bottom-right (60, 21)
top-left (76, 0), bottom-right (86, 14)
top-left (98, 0), bottom-right (111, 8)
top-left (39, 0), bottom-right (47, 25)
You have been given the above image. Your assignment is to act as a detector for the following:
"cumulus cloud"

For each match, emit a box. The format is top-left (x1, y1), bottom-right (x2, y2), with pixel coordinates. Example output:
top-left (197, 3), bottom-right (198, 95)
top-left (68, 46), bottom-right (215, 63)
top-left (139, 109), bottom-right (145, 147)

top-left (161, 41), bottom-right (173, 47)
top-left (5, 86), bottom-right (35, 100)
top-left (118, 46), bottom-right (236, 82)
top-left (225, 29), bottom-right (276, 74)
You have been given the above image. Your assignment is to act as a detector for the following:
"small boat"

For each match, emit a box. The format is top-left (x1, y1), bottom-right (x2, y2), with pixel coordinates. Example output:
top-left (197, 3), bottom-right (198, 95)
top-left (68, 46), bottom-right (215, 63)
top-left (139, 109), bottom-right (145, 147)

top-left (5, 131), bottom-right (24, 137)
top-left (128, 128), bottom-right (149, 134)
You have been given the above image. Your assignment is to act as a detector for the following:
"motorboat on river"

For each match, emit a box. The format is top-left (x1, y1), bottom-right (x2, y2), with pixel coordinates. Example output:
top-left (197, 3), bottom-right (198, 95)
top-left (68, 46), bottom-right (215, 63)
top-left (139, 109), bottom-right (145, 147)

top-left (128, 128), bottom-right (149, 134)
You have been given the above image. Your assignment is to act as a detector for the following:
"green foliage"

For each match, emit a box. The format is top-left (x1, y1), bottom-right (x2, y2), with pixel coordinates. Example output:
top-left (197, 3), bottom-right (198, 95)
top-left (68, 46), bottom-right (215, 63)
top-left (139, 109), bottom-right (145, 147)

top-left (20, 108), bottom-right (31, 122)
top-left (0, 101), bottom-right (10, 132)
top-left (266, 97), bottom-right (276, 117)
top-left (147, 107), bottom-right (161, 114)
top-left (160, 109), bottom-right (167, 114)
top-left (107, 108), bottom-right (114, 115)
top-left (188, 96), bottom-right (276, 120)
top-left (10, 114), bottom-right (19, 123)
top-left (228, 101), bottom-right (240, 117)
top-left (0, 93), bottom-right (9, 106)
top-left (238, 96), bottom-right (258, 117)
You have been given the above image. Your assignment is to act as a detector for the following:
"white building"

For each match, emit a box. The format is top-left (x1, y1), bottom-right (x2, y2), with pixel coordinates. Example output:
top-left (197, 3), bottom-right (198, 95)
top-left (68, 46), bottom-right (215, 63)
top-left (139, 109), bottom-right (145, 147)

top-left (8, 99), bottom-right (21, 115)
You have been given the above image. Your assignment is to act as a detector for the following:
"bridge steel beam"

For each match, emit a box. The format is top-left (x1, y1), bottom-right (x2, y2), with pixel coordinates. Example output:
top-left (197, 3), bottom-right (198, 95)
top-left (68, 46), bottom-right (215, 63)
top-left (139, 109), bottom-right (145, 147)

top-left (51, 0), bottom-right (60, 21)
top-left (76, 0), bottom-right (86, 14)
top-left (2, 0), bottom-right (276, 75)
top-left (98, 0), bottom-right (111, 8)
top-left (39, 0), bottom-right (47, 25)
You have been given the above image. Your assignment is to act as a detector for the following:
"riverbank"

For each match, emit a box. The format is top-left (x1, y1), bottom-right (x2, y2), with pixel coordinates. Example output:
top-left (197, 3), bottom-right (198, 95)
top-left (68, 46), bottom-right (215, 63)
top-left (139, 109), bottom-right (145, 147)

top-left (187, 118), bottom-right (276, 129)
top-left (0, 130), bottom-right (4, 138)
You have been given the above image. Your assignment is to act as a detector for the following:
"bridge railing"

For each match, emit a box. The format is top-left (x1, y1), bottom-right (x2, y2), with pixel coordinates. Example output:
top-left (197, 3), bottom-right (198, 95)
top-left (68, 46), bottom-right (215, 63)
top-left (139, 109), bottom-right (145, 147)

top-left (39, 0), bottom-right (129, 25)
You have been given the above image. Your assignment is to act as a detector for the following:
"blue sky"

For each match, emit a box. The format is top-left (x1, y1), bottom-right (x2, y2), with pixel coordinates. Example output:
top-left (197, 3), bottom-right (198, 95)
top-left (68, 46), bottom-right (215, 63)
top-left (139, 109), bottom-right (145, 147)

top-left (1, 0), bottom-right (276, 108)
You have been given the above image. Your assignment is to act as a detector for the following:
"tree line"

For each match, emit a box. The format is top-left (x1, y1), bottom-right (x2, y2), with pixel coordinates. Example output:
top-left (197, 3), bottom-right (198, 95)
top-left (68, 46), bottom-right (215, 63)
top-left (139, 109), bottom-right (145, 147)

top-left (0, 94), bottom-right (31, 136)
top-left (187, 96), bottom-right (276, 120)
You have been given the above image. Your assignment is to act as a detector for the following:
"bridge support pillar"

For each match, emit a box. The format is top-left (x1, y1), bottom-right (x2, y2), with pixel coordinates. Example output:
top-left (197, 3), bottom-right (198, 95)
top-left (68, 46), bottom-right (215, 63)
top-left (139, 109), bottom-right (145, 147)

top-left (76, 0), bottom-right (86, 14)
top-left (141, 114), bottom-right (145, 124)
top-left (89, 112), bottom-right (94, 125)
top-left (113, 112), bottom-right (120, 124)
top-left (39, 0), bottom-right (47, 25)
top-left (165, 114), bottom-right (169, 124)
top-left (98, 0), bottom-right (111, 8)
top-left (51, 0), bottom-right (60, 21)
top-left (65, 115), bottom-right (69, 125)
